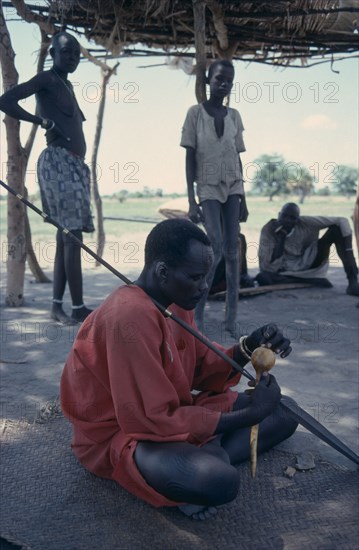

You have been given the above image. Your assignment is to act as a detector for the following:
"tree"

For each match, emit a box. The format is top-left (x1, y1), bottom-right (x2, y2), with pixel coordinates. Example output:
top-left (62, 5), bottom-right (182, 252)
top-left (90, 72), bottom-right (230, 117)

top-left (286, 163), bottom-right (314, 204)
top-left (0, 23), bottom-right (51, 288)
top-left (316, 186), bottom-right (331, 196)
top-left (331, 165), bottom-right (358, 198)
top-left (251, 154), bottom-right (289, 200)
top-left (91, 62), bottom-right (119, 264)
top-left (1, 6), bottom-right (28, 305)
top-left (23, 31), bottom-right (52, 284)
top-left (116, 190), bottom-right (128, 203)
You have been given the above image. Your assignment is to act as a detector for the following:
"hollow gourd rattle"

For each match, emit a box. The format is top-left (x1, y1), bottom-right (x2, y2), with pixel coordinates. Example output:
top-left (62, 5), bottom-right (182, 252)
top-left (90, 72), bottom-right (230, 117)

top-left (250, 347), bottom-right (276, 478)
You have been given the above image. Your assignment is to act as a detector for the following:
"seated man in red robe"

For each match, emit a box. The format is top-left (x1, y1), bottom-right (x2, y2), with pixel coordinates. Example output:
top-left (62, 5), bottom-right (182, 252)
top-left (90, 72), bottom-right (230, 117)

top-left (61, 218), bottom-right (297, 520)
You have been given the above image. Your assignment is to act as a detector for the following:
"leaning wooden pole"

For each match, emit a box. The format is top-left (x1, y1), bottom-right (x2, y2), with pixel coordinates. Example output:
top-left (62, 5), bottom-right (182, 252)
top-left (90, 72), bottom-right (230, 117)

top-left (91, 63), bottom-right (119, 262)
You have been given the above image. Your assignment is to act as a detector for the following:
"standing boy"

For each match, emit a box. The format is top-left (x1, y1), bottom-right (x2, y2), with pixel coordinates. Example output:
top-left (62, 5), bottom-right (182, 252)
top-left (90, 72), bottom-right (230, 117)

top-left (0, 32), bottom-right (94, 324)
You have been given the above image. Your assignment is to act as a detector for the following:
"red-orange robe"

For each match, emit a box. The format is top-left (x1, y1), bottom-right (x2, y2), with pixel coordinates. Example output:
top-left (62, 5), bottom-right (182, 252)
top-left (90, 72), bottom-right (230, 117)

top-left (60, 285), bottom-right (242, 507)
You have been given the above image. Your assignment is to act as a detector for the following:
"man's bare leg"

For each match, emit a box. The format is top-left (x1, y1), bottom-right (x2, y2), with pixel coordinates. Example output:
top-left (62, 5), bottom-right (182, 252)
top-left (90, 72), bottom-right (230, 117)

top-left (52, 230), bottom-right (77, 325)
top-left (134, 439), bottom-right (239, 520)
top-left (224, 254), bottom-right (239, 337)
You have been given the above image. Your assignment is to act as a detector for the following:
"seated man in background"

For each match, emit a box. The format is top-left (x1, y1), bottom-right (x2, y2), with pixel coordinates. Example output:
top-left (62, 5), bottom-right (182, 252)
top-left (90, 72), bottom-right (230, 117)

top-left (256, 202), bottom-right (359, 296)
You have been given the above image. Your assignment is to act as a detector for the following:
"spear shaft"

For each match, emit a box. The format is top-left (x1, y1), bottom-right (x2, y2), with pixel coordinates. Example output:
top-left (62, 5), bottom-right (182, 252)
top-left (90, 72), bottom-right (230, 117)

top-left (1, 178), bottom-right (358, 466)
top-left (0, 179), bottom-right (253, 381)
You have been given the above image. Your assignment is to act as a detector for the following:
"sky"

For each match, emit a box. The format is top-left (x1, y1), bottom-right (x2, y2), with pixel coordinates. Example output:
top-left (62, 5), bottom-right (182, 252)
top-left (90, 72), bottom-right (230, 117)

top-left (0, 10), bottom-right (358, 197)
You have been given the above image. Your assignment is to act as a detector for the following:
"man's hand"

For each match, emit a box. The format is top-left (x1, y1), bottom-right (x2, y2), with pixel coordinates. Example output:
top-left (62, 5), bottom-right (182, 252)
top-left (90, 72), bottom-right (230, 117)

top-left (239, 194), bottom-right (249, 222)
top-left (245, 373), bottom-right (282, 420)
top-left (40, 118), bottom-right (55, 131)
top-left (273, 221), bottom-right (290, 235)
top-left (188, 202), bottom-right (204, 224)
top-left (246, 323), bottom-right (292, 358)
top-left (249, 373), bottom-right (281, 409)
top-left (215, 373), bottom-right (282, 433)
top-left (40, 119), bottom-right (71, 142)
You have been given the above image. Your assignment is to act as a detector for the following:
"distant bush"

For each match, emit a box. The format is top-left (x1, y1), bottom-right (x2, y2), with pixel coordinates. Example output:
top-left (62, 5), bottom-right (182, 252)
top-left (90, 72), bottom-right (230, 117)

top-left (315, 186), bottom-right (331, 196)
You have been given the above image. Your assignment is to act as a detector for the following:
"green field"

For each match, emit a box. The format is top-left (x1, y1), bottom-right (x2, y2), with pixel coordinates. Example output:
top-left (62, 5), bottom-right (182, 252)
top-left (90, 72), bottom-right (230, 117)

top-left (0, 196), bottom-right (166, 238)
top-left (1, 194), bottom-right (356, 236)
top-left (0, 194), bottom-right (357, 272)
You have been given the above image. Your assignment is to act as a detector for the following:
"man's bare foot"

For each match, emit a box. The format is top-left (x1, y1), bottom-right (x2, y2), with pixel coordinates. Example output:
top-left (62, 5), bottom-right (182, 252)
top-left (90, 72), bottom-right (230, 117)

top-left (51, 305), bottom-right (77, 326)
top-left (71, 306), bottom-right (93, 323)
top-left (178, 504), bottom-right (218, 520)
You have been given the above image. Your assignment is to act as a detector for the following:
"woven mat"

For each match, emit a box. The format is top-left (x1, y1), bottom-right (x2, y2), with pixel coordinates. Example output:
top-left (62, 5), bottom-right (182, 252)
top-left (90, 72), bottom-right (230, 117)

top-left (1, 409), bottom-right (358, 550)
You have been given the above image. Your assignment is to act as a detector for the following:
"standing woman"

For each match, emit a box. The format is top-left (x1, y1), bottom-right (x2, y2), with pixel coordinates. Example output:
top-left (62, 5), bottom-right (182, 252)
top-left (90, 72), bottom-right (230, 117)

top-left (0, 32), bottom-right (94, 324)
top-left (181, 60), bottom-right (246, 336)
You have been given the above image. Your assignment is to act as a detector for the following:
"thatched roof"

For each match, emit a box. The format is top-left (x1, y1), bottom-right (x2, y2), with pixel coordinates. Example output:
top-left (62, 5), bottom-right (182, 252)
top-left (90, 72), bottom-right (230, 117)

top-left (6, 1), bottom-right (359, 66)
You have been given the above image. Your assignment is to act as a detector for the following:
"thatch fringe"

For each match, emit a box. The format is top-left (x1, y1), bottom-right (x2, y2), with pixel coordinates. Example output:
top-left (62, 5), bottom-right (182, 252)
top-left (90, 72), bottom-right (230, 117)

top-left (6, 0), bottom-right (359, 66)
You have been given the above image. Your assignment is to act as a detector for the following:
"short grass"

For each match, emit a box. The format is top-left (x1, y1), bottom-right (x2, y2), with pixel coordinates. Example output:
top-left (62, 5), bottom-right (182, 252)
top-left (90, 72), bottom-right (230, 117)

top-left (0, 194), bottom-right (357, 274)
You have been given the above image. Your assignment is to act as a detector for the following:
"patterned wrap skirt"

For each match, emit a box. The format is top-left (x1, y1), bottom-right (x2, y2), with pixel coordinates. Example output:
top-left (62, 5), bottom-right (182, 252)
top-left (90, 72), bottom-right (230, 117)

top-left (37, 146), bottom-right (94, 233)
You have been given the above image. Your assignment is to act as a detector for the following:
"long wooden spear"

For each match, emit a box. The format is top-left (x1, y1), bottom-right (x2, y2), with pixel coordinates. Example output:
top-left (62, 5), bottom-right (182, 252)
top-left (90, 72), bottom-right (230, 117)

top-left (1, 178), bottom-right (358, 466)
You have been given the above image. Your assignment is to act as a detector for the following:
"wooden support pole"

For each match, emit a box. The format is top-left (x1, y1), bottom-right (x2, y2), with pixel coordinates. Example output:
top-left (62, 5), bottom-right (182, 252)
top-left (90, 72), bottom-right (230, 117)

top-left (192, 0), bottom-right (207, 104)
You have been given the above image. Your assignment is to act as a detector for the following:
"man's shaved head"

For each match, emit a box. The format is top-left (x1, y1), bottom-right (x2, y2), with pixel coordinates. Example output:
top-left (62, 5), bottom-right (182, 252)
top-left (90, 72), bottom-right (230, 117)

top-left (278, 202), bottom-right (300, 231)
top-left (279, 203), bottom-right (300, 217)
